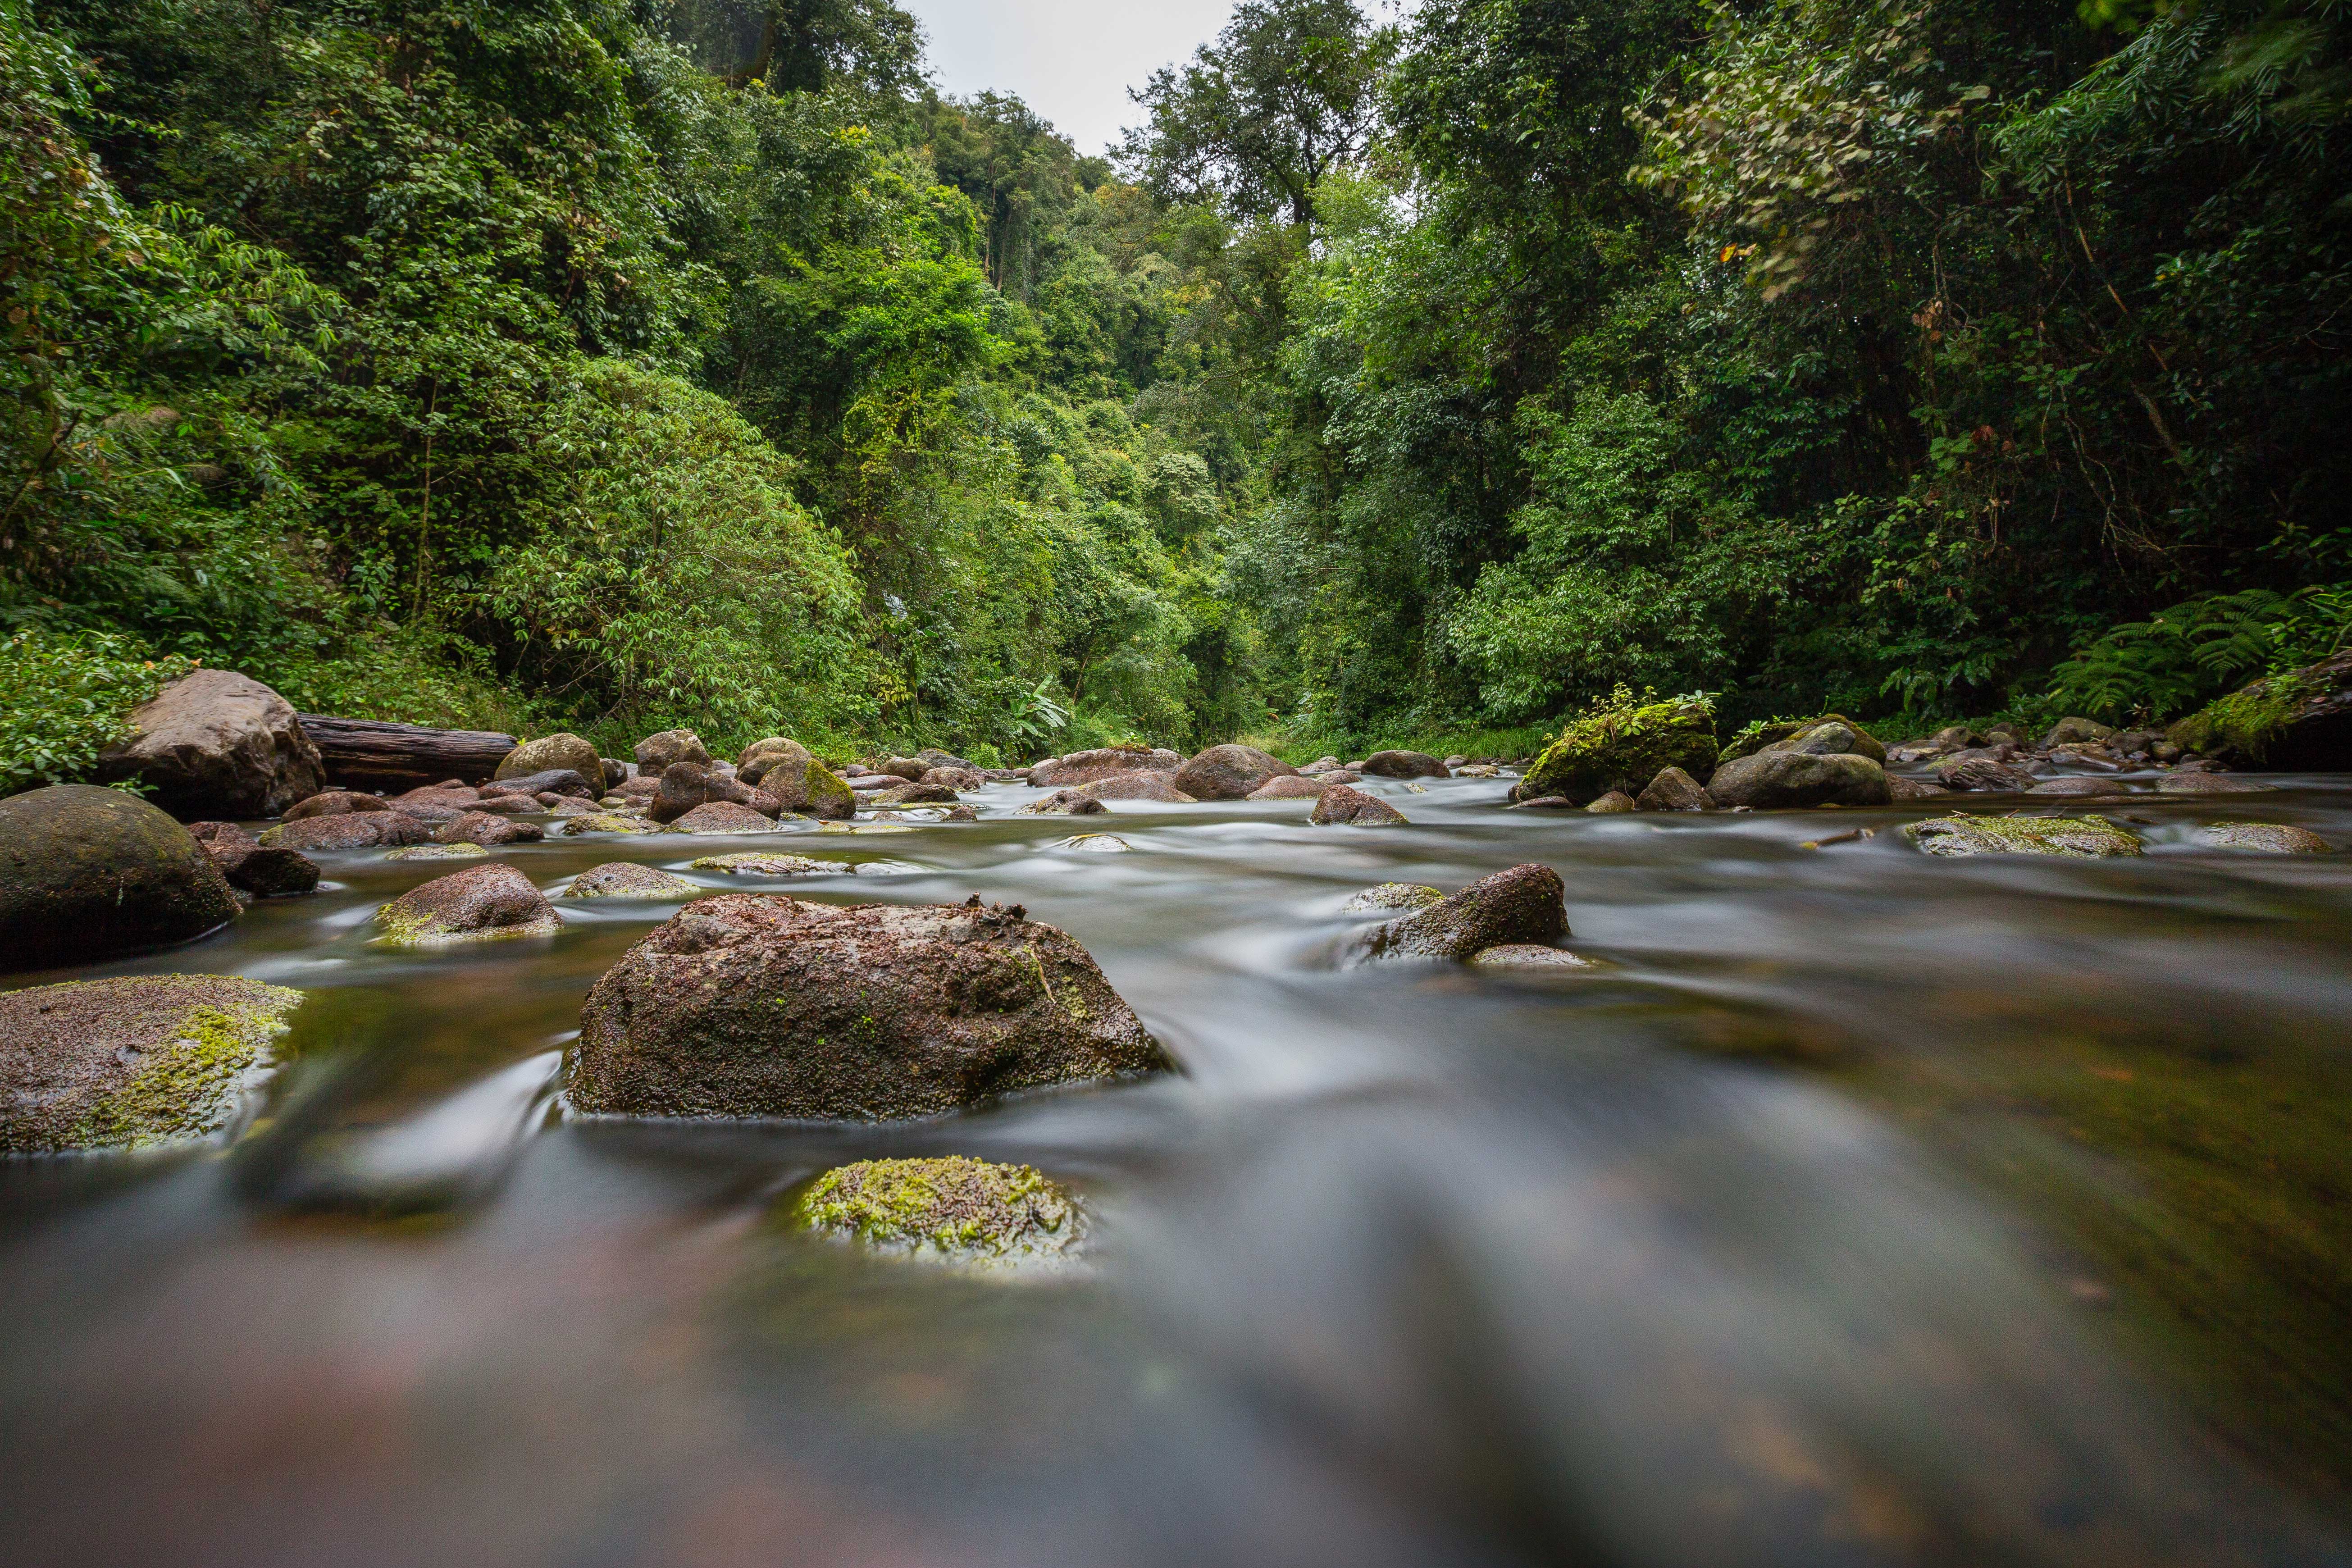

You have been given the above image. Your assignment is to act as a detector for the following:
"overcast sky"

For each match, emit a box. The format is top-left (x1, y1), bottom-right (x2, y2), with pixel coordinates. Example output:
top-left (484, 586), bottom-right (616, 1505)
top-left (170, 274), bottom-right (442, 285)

top-left (897, 0), bottom-right (1242, 160)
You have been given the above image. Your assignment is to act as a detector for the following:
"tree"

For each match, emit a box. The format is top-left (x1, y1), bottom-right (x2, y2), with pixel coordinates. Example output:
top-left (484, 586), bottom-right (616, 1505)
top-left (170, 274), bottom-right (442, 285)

top-left (1115, 0), bottom-right (1394, 227)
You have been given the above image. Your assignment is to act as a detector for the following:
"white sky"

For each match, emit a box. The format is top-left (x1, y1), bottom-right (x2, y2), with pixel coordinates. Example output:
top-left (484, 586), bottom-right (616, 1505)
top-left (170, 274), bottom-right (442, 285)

top-left (897, 0), bottom-right (1243, 160)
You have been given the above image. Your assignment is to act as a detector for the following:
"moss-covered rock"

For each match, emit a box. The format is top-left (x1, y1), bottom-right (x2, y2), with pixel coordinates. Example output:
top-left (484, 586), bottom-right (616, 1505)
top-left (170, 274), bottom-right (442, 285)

top-left (565, 862), bottom-right (703, 898)
top-left (634, 729), bottom-right (711, 772)
top-left (1340, 882), bottom-right (1444, 913)
top-left (385, 842), bottom-right (490, 861)
top-left (1311, 784), bottom-right (1408, 825)
top-left (1706, 750), bottom-right (1891, 809)
top-left (689, 852), bottom-right (852, 876)
top-left (494, 733), bottom-right (602, 784)
top-left (1057, 833), bottom-right (1132, 852)
top-left (662, 800), bottom-right (784, 834)
top-left (1520, 698), bottom-right (1717, 804)
top-left (570, 893), bottom-right (1171, 1120)
top-left (561, 812), bottom-right (660, 835)
top-left (2197, 821), bottom-right (2333, 854)
top-left (737, 736), bottom-right (813, 787)
top-left (0, 974), bottom-right (300, 1152)
top-left (261, 811), bottom-right (435, 851)
top-left (2168, 651), bottom-right (2352, 769)
top-left (374, 863), bottom-right (561, 945)
top-left (2156, 772), bottom-right (2272, 795)
top-left (1903, 815), bottom-right (2143, 857)
top-left (1717, 714), bottom-right (1885, 767)
top-left (793, 1156), bottom-right (1084, 1267)
top-left (1350, 862), bottom-right (1568, 963)
top-left (0, 784), bottom-right (243, 973)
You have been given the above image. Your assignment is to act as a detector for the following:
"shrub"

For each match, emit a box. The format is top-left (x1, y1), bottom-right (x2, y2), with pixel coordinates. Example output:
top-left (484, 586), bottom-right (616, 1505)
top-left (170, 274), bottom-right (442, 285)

top-left (0, 629), bottom-right (195, 795)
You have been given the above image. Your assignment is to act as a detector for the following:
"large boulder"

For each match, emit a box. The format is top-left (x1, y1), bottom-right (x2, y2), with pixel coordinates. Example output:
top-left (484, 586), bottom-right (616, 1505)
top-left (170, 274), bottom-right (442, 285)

top-left (480, 768), bottom-right (598, 801)
top-left (1172, 744), bottom-right (1295, 801)
top-left (188, 821), bottom-right (320, 898)
top-left (635, 729), bottom-right (711, 773)
top-left (866, 781), bottom-right (960, 807)
top-left (647, 761), bottom-right (778, 824)
top-left (2168, 652), bottom-right (2352, 770)
top-left (737, 737), bottom-right (813, 787)
top-left (374, 863), bottom-right (561, 945)
top-left (564, 862), bottom-right (703, 899)
top-left (2156, 771), bottom-right (2272, 794)
top-left (434, 811), bottom-right (543, 846)
top-left (921, 766), bottom-right (985, 791)
top-left (1721, 715), bottom-right (1887, 768)
top-left (663, 801), bottom-right (784, 834)
top-left (1029, 747), bottom-right (1184, 789)
top-left (2198, 822), bottom-right (2332, 853)
top-left (760, 757), bottom-right (856, 820)
top-left (1358, 750), bottom-right (1449, 780)
top-left (2039, 717), bottom-right (2115, 750)
top-left (0, 784), bottom-right (243, 971)
top-left (260, 811), bottom-right (435, 852)
top-left (94, 668), bottom-right (324, 819)
top-left (1636, 767), bottom-right (1714, 811)
top-left (1020, 790), bottom-right (1109, 816)
top-left (1903, 816), bottom-right (2142, 857)
top-left (1518, 698), bottom-right (1716, 805)
top-left (1311, 784), bottom-right (1408, 825)
top-left (1705, 751), bottom-right (1892, 809)
top-left (570, 893), bottom-right (1173, 1119)
top-left (1349, 863), bottom-right (1568, 963)
top-left (0, 974), bottom-right (301, 1152)
top-left (494, 733), bottom-right (602, 784)
top-left (793, 1156), bottom-right (1085, 1267)
top-left (1078, 772), bottom-right (1195, 803)
top-left (1937, 755), bottom-right (2039, 793)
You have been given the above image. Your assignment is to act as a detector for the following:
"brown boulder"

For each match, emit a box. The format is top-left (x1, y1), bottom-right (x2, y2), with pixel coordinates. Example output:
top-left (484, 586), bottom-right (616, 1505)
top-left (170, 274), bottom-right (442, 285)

top-left (1708, 751), bottom-right (1892, 808)
top-left (480, 768), bottom-right (598, 801)
top-left (1358, 750), bottom-right (1449, 779)
top-left (283, 790), bottom-right (392, 821)
top-left (1246, 775), bottom-right (1328, 801)
top-left (1349, 864), bottom-right (1568, 963)
top-left (374, 863), bottom-right (560, 945)
top-left (1937, 755), bottom-right (2040, 793)
top-left (434, 811), bottom-right (544, 846)
top-left (635, 729), bottom-right (711, 773)
top-left (1311, 784), bottom-right (1408, 826)
top-left (1080, 772), bottom-right (1196, 803)
top-left (921, 766), bottom-right (985, 790)
top-left (570, 894), bottom-right (1172, 1120)
top-left (664, 800), bottom-right (784, 834)
top-left (95, 668), bottom-right (324, 819)
top-left (188, 821), bottom-right (319, 897)
top-left (1028, 747), bottom-right (1184, 789)
top-left (0, 784), bottom-right (243, 970)
top-left (494, 734), bottom-right (602, 784)
top-left (1636, 767), bottom-right (1713, 811)
top-left (260, 811), bottom-right (435, 851)
top-left (1585, 791), bottom-right (1638, 813)
top-left (737, 738), bottom-right (813, 787)
top-left (1173, 744), bottom-right (1296, 801)
top-left (1020, 790), bottom-right (1109, 816)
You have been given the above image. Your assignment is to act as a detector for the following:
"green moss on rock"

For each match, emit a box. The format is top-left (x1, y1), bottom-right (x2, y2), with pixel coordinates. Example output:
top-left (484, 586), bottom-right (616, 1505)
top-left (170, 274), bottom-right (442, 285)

top-left (1904, 815), bottom-right (2143, 858)
top-left (0, 974), bottom-right (301, 1153)
top-left (2170, 677), bottom-right (2313, 764)
top-left (1340, 882), bottom-right (1444, 913)
top-left (1519, 695), bottom-right (1718, 804)
top-left (793, 1156), bottom-right (1084, 1266)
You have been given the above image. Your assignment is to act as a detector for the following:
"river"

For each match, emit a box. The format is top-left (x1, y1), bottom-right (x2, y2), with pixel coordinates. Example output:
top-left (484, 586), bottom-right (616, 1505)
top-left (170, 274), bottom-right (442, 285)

top-left (4, 770), bottom-right (2350, 1566)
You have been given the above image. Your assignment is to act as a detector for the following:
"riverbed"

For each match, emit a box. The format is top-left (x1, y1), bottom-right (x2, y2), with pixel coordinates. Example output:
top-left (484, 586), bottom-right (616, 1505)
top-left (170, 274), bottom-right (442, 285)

top-left (4, 772), bottom-right (2350, 1566)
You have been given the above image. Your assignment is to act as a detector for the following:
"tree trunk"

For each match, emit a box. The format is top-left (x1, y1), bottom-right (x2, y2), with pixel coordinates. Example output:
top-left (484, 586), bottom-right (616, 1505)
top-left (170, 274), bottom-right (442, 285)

top-left (298, 716), bottom-right (519, 791)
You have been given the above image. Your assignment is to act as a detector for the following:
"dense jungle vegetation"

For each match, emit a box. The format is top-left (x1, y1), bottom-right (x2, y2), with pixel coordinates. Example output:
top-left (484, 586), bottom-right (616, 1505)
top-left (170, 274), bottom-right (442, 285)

top-left (4, 0), bottom-right (2348, 772)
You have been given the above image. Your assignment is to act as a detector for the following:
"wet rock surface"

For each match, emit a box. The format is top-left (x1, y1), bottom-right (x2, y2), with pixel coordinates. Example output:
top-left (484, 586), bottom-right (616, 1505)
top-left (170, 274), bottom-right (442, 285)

top-left (1245, 775), bottom-right (1328, 801)
top-left (0, 784), bottom-right (244, 971)
top-left (374, 864), bottom-right (561, 944)
top-left (1519, 699), bottom-right (1716, 804)
top-left (1029, 747), bottom-right (1183, 789)
top-left (1637, 767), bottom-right (1714, 811)
top-left (1312, 784), bottom-right (1408, 826)
top-left (435, 811), bottom-right (543, 847)
top-left (662, 800), bottom-right (785, 834)
top-left (94, 669), bottom-right (324, 819)
top-left (570, 893), bottom-right (1170, 1120)
top-left (1905, 816), bottom-right (2143, 857)
top-left (494, 734), bottom-right (602, 784)
top-left (0, 973), bottom-right (301, 1153)
top-left (1173, 744), bottom-right (1296, 801)
top-left (262, 812), bottom-right (435, 852)
top-left (688, 853), bottom-right (854, 876)
top-left (564, 862), bottom-right (703, 898)
top-left (2197, 821), bottom-right (2332, 853)
top-left (561, 813), bottom-right (660, 836)
top-left (792, 1156), bottom-right (1084, 1267)
top-left (1706, 750), bottom-right (1891, 809)
top-left (1358, 750), bottom-right (1450, 779)
top-left (2157, 773), bottom-right (2272, 795)
top-left (188, 821), bottom-right (320, 898)
top-left (1340, 882), bottom-right (1444, 913)
top-left (283, 789), bottom-right (393, 821)
top-left (1350, 863), bottom-right (1568, 963)
top-left (1079, 772), bottom-right (1196, 803)
top-left (634, 729), bottom-right (711, 773)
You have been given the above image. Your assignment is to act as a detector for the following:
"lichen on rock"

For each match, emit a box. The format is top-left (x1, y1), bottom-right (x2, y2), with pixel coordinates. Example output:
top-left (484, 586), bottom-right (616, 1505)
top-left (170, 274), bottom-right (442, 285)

top-left (0, 974), bottom-right (301, 1153)
top-left (1904, 815), bottom-right (2143, 858)
top-left (1340, 882), bottom-right (1444, 914)
top-left (565, 863), bottom-right (703, 898)
top-left (793, 1156), bottom-right (1085, 1267)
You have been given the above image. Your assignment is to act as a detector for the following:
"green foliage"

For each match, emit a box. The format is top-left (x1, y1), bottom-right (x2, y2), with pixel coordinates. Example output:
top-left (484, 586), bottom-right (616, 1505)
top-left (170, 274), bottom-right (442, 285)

top-left (2046, 587), bottom-right (2352, 722)
top-left (0, 628), bottom-right (193, 793)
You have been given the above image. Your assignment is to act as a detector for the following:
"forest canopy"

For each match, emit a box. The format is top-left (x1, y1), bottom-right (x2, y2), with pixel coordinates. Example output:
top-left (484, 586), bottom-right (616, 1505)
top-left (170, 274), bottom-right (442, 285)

top-left (4, 0), bottom-right (2347, 768)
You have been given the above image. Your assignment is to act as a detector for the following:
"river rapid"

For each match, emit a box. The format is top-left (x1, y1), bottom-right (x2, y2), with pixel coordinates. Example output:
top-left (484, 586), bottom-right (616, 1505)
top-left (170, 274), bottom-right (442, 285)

top-left (4, 771), bottom-right (2352, 1567)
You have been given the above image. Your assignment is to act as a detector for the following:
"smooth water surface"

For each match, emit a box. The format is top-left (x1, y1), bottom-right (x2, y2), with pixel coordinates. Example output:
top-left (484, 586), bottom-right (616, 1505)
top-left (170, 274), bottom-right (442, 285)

top-left (6, 774), bottom-right (2352, 1566)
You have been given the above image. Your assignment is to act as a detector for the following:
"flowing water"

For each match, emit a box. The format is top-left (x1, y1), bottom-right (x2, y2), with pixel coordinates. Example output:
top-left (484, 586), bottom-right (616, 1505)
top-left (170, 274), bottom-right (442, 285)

top-left (5, 772), bottom-right (2352, 1566)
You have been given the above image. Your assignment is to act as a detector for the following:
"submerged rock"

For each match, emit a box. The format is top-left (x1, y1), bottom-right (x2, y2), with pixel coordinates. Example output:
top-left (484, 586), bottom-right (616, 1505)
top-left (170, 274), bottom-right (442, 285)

top-left (1350, 863), bottom-right (1568, 963)
top-left (793, 1156), bottom-right (1084, 1267)
top-left (569, 894), bottom-right (1171, 1120)
top-left (2026, 777), bottom-right (2125, 797)
top-left (662, 800), bottom-right (784, 834)
top-left (188, 821), bottom-right (320, 898)
top-left (1904, 815), bottom-right (2142, 858)
top-left (1468, 945), bottom-right (1607, 971)
top-left (94, 668), bottom-right (324, 819)
top-left (561, 812), bottom-right (660, 836)
top-left (0, 784), bottom-right (243, 972)
top-left (1172, 744), bottom-right (1296, 801)
top-left (261, 811), bottom-right (434, 852)
top-left (688, 852), bottom-right (854, 876)
top-left (1706, 750), bottom-right (1891, 809)
top-left (1340, 882), bottom-right (1444, 914)
top-left (565, 862), bottom-right (702, 898)
top-left (2197, 822), bottom-right (2332, 854)
top-left (1519, 698), bottom-right (1716, 804)
top-left (1057, 834), bottom-right (1131, 852)
top-left (494, 733), bottom-right (602, 784)
top-left (2156, 772), bottom-right (2272, 795)
top-left (1358, 750), bottom-right (1450, 779)
top-left (0, 973), bottom-right (301, 1153)
top-left (1312, 784), bottom-right (1408, 826)
top-left (374, 864), bottom-right (561, 945)
top-left (1246, 775), bottom-right (1328, 801)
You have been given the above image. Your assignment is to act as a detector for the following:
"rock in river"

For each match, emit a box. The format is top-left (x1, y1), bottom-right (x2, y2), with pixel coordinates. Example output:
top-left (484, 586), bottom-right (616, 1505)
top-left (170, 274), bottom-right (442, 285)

top-left (1029, 747), bottom-right (1183, 789)
top-left (561, 813), bottom-right (660, 836)
top-left (564, 863), bottom-right (703, 899)
top-left (2197, 822), bottom-right (2332, 854)
top-left (1518, 697), bottom-right (1715, 805)
top-left (689, 853), bottom-right (854, 877)
top-left (1358, 750), bottom-right (1450, 779)
top-left (1706, 750), bottom-right (1891, 809)
top-left (0, 973), bottom-right (301, 1153)
top-left (1636, 767), bottom-right (1714, 811)
top-left (1349, 863), bottom-right (1568, 963)
top-left (2156, 772), bottom-right (2272, 795)
top-left (569, 893), bottom-right (1171, 1121)
top-left (634, 729), bottom-right (711, 773)
top-left (1246, 775), bottom-right (1327, 801)
top-left (793, 1156), bottom-right (1085, 1267)
top-left (283, 789), bottom-right (393, 821)
top-left (494, 733), bottom-right (602, 785)
top-left (94, 668), bottom-right (324, 820)
top-left (1340, 882), bottom-right (1444, 913)
top-left (374, 863), bottom-right (561, 945)
top-left (0, 784), bottom-right (243, 972)
top-left (1903, 816), bottom-right (2142, 857)
top-left (261, 811), bottom-right (435, 852)
top-left (1172, 744), bottom-right (1296, 801)
top-left (435, 811), bottom-right (542, 846)
top-left (663, 801), bottom-right (785, 835)
top-left (187, 821), bottom-right (319, 898)
top-left (1312, 784), bottom-right (1408, 826)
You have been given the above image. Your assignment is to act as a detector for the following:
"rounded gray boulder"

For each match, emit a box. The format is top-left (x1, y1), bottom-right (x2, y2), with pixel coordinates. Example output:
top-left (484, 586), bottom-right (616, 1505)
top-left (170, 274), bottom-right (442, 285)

top-left (0, 784), bottom-right (243, 971)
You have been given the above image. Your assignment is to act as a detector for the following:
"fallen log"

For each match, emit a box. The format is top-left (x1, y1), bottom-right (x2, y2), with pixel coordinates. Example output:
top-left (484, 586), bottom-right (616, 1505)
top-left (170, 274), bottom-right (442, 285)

top-left (297, 715), bottom-right (518, 792)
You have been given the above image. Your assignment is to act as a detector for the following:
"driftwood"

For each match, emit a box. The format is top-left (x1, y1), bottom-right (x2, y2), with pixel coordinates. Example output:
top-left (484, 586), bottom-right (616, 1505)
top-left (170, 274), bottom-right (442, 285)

top-left (297, 715), bottom-right (517, 791)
